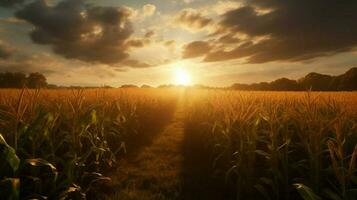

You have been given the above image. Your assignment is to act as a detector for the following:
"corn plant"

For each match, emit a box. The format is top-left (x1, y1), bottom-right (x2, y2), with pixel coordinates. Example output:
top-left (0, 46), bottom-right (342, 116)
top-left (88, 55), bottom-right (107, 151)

top-left (184, 90), bottom-right (357, 200)
top-left (0, 88), bottom-right (177, 199)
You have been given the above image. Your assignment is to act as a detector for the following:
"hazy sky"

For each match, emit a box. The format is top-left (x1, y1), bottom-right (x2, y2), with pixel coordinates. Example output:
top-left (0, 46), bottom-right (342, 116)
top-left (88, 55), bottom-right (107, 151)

top-left (0, 0), bottom-right (357, 87)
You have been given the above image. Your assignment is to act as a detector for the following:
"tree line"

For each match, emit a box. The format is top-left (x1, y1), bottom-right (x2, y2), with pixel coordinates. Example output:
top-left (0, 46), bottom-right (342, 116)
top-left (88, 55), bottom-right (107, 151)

top-left (0, 72), bottom-right (47, 88)
top-left (1, 67), bottom-right (356, 90)
top-left (231, 67), bottom-right (357, 91)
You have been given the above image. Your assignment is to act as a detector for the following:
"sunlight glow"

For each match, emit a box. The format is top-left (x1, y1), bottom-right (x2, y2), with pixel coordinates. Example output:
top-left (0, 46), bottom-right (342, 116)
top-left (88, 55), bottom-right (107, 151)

top-left (174, 68), bottom-right (192, 86)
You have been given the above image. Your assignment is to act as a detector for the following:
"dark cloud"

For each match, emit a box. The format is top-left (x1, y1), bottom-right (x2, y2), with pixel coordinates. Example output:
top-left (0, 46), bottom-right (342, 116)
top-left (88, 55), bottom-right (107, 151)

top-left (15, 0), bottom-right (147, 66)
top-left (0, 41), bottom-right (13, 59)
top-left (0, 53), bottom-right (57, 75)
top-left (0, 0), bottom-right (25, 7)
top-left (164, 40), bottom-right (175, 47)
top-left (182, 41), bottom-right (211, 59)
top-left (217, 34), bottom-right (240, 44)
top-left (121, 59), bottom-right (151, 68)
top-left (175, 9), bottom-right (212, 31)
top-left (145, 30), bottom-right (155, 38)
top-left (0, 62), bottom-right (56, 74)
top-left (125, 39), bottom-right (145, 48)
top-left (125, 38), bottom-right (151, 48)
top-left (199, 0), bottom-right (357, 63)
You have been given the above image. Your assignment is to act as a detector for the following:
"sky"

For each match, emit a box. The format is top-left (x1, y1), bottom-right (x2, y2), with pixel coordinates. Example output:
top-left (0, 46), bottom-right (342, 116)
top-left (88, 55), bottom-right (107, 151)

top-left (0, 0), bottom-right (357, 87)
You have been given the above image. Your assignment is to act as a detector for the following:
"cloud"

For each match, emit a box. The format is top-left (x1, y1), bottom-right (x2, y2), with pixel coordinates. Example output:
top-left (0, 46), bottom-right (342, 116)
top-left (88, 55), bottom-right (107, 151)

top-left (211, 1), bottom-right (242, 15)
top-left (125, 38), bottom-right (151, 48)
top-left (15, 0), bottom-right (149, 67)
top-left (217, 34), bottom-right (240, 44)
top-left (0, 49), bottom-right (153, 82)
top-left (121, 59), bottom-right (152, 68)
top-left (0, 0), bottom-right (25, 7)
top-left (175, 8), bottom-right (213, 32)
top-left (0, 17), bottom-right (27, 24)
top-left (0, 62), bottom-right (55, 74)
top-left (0, 41), bottom-right (14, 59)
top-left (182, 0), bottom-right (194, 4)
top-left (164, 40), bottom-right (175, 47)
top-left (182, 41), bottom-right (211, 59)
top-left (200, 0), bottom-right (357, 63)
top-left (125, 39), bottom-right (145, 48)
top-left (145, 30), bottom-right (155, 38)
top-left (0, 53), bottom-right (59, 74)
top-left (142, 4), bottom-right (156, 17)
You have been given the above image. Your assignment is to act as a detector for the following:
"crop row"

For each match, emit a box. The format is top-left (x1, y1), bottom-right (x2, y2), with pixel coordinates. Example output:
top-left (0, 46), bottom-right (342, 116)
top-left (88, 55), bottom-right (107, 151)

top-left (184, 91), bottom-right (357, 200)
top-left (0, 88), bottom-right (177, 199)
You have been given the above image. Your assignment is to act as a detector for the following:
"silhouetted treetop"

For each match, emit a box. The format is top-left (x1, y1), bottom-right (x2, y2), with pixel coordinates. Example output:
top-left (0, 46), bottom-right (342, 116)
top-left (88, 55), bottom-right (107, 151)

top-left (120, 84), bottom-right (139, 88)
top-left (0, 72), bottom-right (47, 88)
top-left (231, 67), bottom-right (357, 91)
top-left (27, 72), bottom-right (47, 88)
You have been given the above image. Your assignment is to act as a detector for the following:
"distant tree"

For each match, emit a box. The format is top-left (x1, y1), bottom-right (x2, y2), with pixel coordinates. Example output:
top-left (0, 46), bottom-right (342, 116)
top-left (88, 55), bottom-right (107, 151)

top-left (13, 72), bottom-right (27, 88)
top-left (231, 83), bottom-right (250, 90)
top-left (0, 72), bottom-right (27, 88)
top-left (141, 84), bottom-right (152, 88)
top-left (47, 84), bottom-right (58, 89)
top-left (120, 84), bottom-right (138, 88)
top-left (254, 82), bottom-right (271, 91)
top-left (270, 78), bottom-right (301, 91)
top-left (70, 86), bottom-right (82, 89)
top-left (230, 68), bottom-right (357, 91)
top-left (158, 84), bottom-right (175, 88)
top-left (232, 82), bottom-right (271, 90)
top-left (27, 72), bottom-right (47, 88)
top-left (336, 67), bottom-right (357, 91)
top-left (298, 72), bottom-right (332, 91)
top-left (251, 82), bottom-right (271, 90)
top-left (157, 84), bottom-right (186, 88)
top-left (192, 84), bottom-right (211, 89)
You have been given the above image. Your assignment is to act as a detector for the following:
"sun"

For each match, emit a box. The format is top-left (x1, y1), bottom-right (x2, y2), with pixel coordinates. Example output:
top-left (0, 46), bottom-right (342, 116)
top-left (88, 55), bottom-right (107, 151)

top-left (174, 68), bottom-right (192, 86)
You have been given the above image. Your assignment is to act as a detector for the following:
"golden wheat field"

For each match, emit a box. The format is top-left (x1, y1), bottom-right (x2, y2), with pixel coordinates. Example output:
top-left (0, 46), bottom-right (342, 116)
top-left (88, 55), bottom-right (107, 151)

top-left (0, 88), bottom-right (356, 200)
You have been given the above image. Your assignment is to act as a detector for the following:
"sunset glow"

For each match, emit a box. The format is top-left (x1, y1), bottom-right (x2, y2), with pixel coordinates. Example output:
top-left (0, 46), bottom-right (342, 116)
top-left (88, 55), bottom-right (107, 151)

top-left (0, 1), bottom-right (357, 199)
top-left (0, 0), bottom-right (356, 87)
top-left (174, 68), bottom-right (192, 86)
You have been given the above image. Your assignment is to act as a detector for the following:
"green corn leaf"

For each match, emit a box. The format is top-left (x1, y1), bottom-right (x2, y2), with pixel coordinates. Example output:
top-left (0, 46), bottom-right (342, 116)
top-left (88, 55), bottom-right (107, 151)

top-left (59, 184), bottom-right (86, 200)
top-left (0, 178), bottom-right (20, 200)
top-left (293, 183), bottom-right (321, 200)
top-left (20, 158), bottom-right (58, 187)
top-left (322, 189), bottom-right (342, 200)
top-left (255, 150), bottom-right (271, 159)
top-left (254, 184), bottom-right (271, 200)
top-left (0, 134), bottom-right (20, 174)
top-left (91, 110), bottom-right (97, 124)
top-left (81, 172), bottom-right (111, 192)
top-left (346, 189), bottom-right (357, 200)
top-left (351, 176), bottom-right (357, 185)
top-left (259, 177), bottom-right (274, 189)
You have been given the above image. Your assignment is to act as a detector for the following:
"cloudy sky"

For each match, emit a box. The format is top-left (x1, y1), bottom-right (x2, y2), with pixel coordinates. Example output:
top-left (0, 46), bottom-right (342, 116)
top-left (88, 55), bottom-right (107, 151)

top-left (0, 0), bottom-right (357, 87)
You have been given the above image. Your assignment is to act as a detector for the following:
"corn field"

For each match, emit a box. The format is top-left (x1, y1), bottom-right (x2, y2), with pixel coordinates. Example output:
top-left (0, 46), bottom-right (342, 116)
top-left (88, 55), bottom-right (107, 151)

top-left (0, 88), bottom-right (177, 199)
top-left (183, 90), bottom-right (357, 200)
top-left (0, 88), bottom-right (357, 200)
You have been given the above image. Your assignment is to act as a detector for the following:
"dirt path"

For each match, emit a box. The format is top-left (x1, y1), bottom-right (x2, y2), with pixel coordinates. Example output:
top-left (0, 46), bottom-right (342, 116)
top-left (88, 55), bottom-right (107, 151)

top-left (109, 100), bottom-right (185, 200)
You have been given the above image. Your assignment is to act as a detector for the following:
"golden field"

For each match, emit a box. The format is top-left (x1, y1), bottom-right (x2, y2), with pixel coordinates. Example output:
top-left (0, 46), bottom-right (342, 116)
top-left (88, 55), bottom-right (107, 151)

top-left (0, 88), bottom-right (356, 200)
top-left (183, 90), bottom-right (357, 199)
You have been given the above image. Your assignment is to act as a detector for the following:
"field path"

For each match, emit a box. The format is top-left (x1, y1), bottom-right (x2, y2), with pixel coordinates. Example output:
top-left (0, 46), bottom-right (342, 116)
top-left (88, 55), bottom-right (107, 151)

top-left (109, 98), bottom-right (186, 200)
